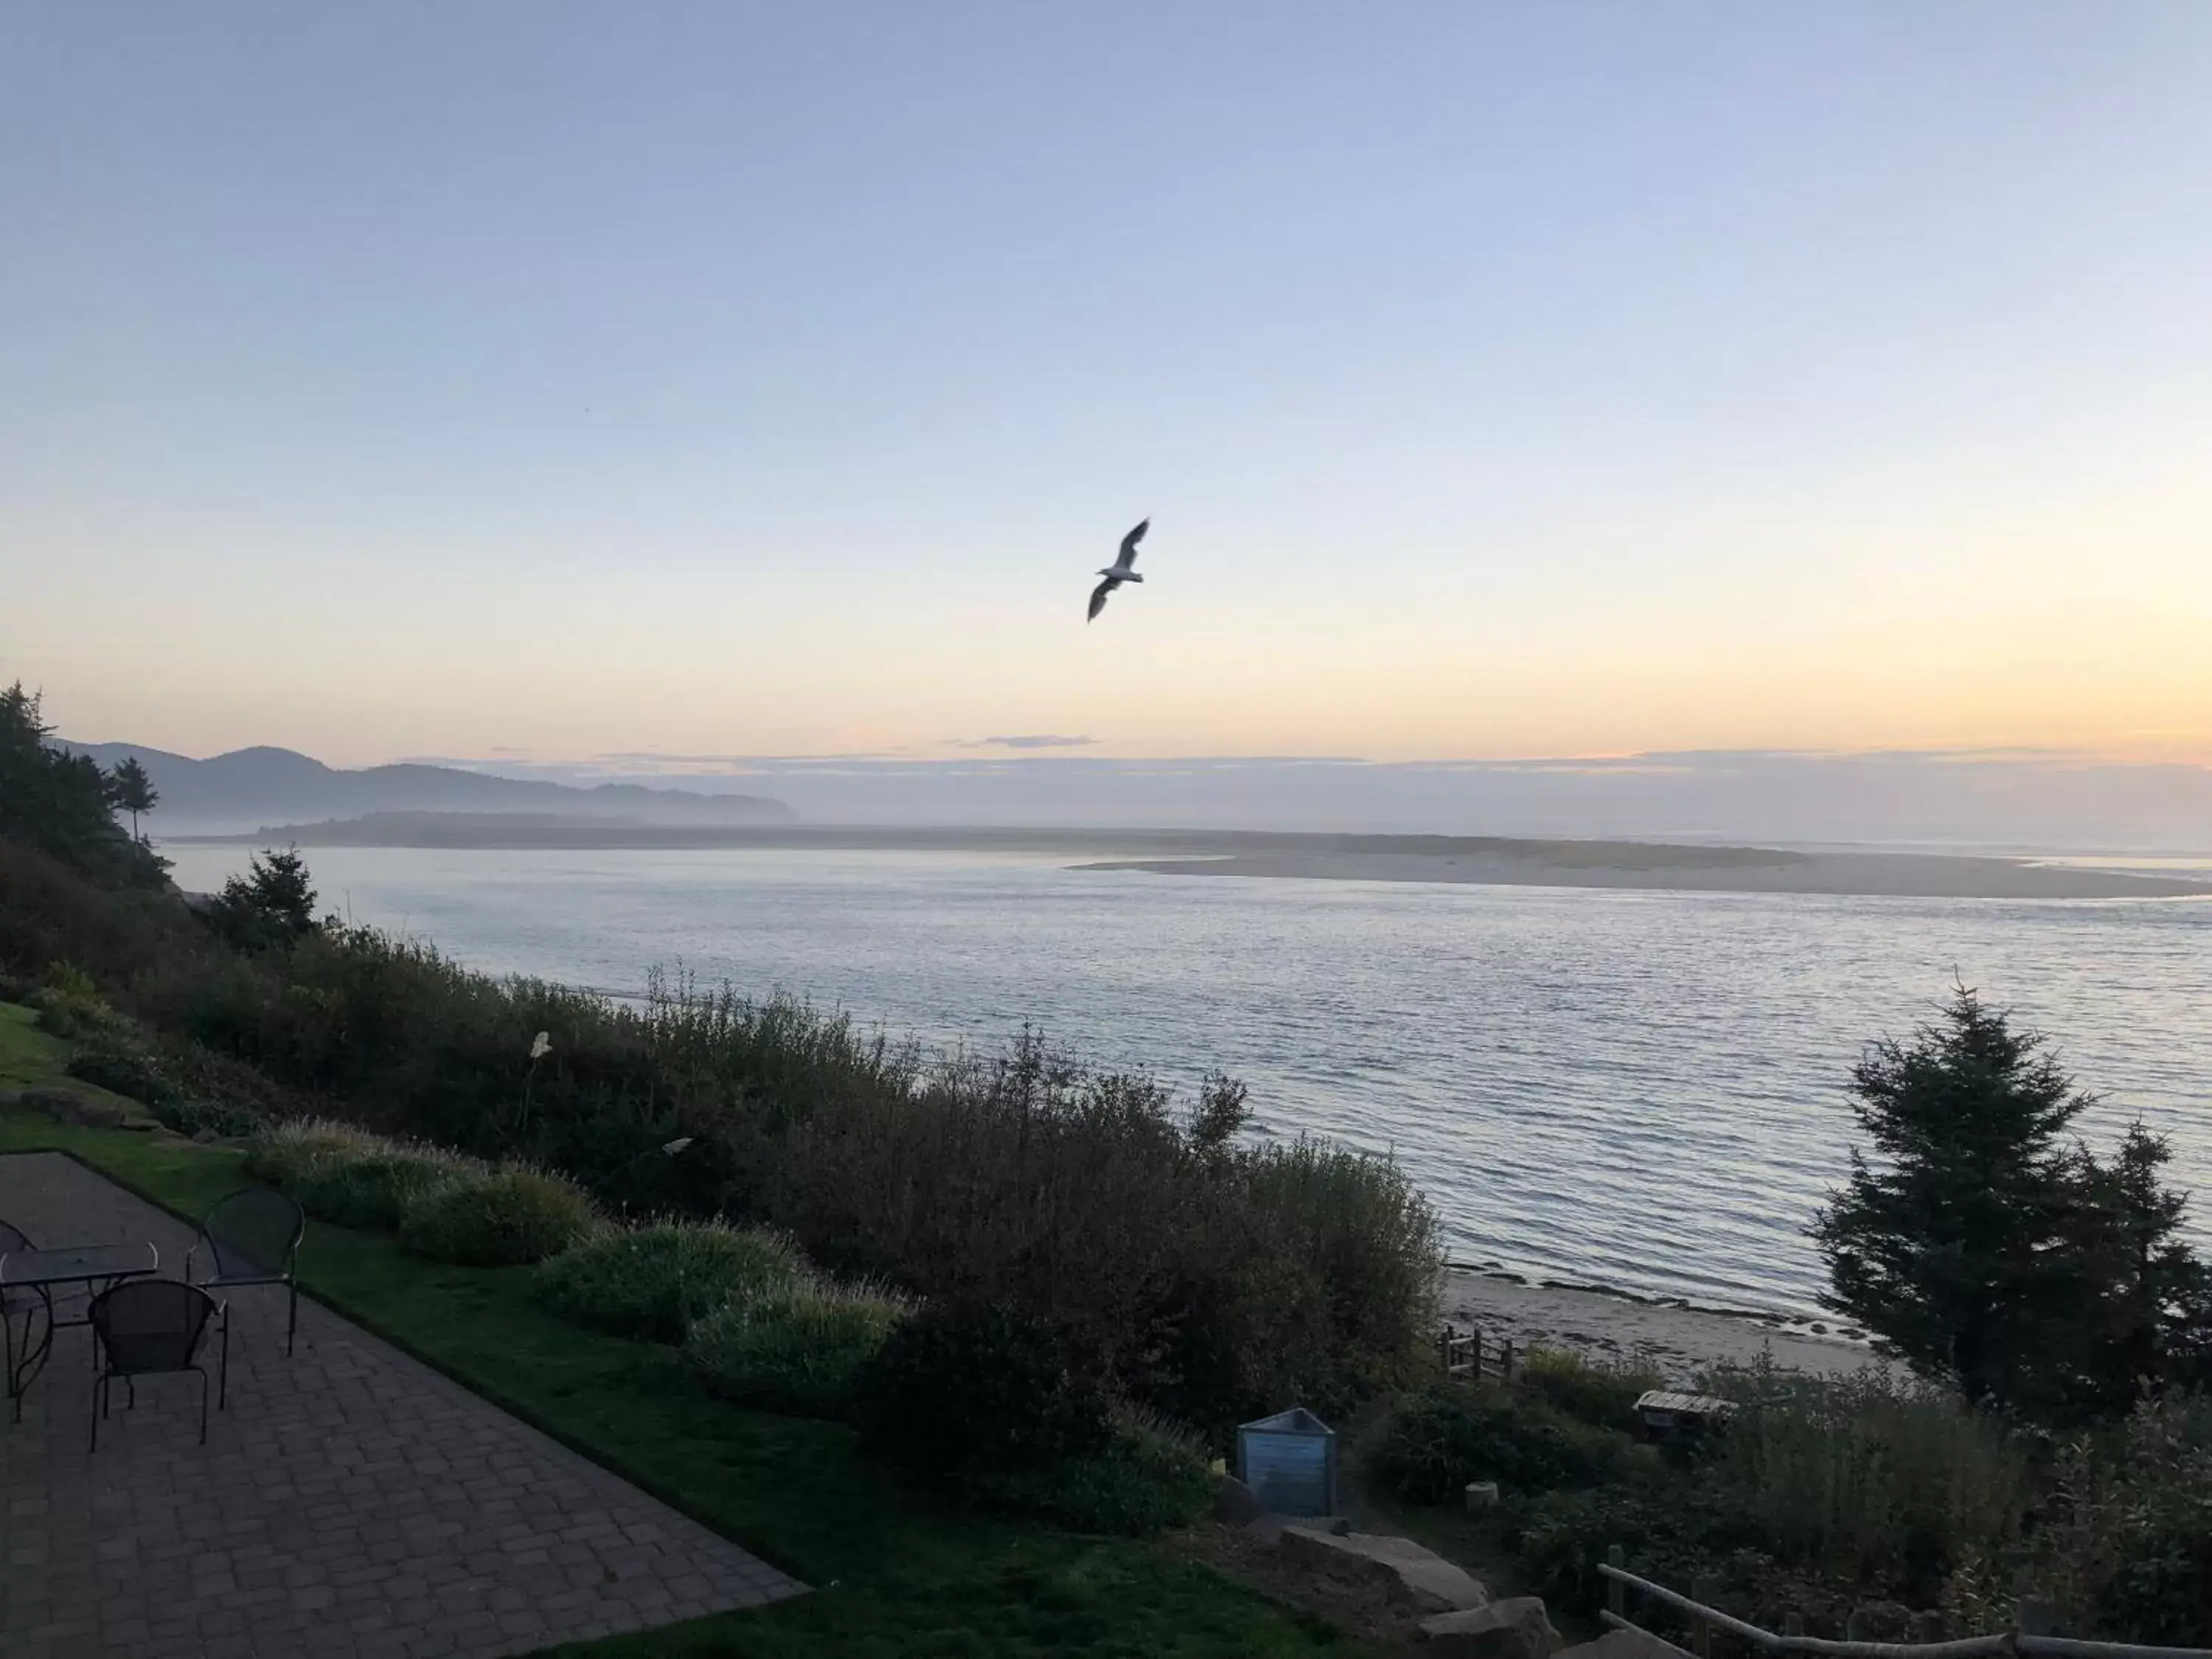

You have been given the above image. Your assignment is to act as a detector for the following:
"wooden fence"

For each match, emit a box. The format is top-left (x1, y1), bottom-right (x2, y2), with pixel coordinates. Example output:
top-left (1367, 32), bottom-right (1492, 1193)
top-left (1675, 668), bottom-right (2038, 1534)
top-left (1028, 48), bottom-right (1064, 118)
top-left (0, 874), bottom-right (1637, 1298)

top-left (1599, 1548), bottom-right (2212, 1659)
top-left (1436, 1321), bottom-right (1517, 1382)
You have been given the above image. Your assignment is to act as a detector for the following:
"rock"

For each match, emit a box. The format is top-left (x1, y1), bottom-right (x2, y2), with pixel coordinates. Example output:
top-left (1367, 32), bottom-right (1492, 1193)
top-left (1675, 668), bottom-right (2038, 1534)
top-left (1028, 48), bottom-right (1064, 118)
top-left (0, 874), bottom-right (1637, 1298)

top-left (1278, 1526), bottom-right (1489, 1614)
top-left (1464, 1480), bottom-right (1501, 1509)
top-left (1419, 1596), bottom-right (1559, 1659)
top-left (192, 1128), bottom-right (221, 1144)
top-left (1554, 1630), bottom-right (1681, 1659)
top-left (1213, 1474), bottom-right (1267, 1526)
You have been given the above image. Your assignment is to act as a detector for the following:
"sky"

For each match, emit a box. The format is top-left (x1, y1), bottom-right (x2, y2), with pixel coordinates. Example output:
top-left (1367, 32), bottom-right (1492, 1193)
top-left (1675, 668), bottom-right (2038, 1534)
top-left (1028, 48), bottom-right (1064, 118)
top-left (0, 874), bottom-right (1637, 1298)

top-left (4, 3), bottom-right (2210, 772)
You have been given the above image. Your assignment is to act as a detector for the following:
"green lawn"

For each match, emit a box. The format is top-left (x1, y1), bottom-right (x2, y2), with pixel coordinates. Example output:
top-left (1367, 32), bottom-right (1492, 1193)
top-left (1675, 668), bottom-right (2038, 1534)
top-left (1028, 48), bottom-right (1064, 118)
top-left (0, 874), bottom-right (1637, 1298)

top-left (0, 1000), bottom-right (146, 1121)
top-left (0, 1006), bottom-right (1351, 1658)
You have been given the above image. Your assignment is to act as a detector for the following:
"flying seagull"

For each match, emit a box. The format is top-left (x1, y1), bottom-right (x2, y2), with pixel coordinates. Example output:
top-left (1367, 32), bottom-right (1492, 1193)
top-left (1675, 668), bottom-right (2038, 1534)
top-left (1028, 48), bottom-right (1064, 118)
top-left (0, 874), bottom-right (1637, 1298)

top-left (1088, 518), bottom-right (1149, 622)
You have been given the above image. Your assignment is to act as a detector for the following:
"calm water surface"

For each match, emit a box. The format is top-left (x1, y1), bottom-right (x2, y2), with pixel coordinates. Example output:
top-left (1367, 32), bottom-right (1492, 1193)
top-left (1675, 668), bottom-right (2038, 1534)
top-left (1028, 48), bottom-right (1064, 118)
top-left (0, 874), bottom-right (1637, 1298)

top-left (164, 845), bottom-right (2212, 1316)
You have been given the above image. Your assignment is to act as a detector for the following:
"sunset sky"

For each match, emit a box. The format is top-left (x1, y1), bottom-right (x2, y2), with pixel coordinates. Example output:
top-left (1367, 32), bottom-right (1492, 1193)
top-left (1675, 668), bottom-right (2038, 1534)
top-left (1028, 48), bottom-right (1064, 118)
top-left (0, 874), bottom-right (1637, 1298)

top-left (4, 3), bottom-right (2209, 768)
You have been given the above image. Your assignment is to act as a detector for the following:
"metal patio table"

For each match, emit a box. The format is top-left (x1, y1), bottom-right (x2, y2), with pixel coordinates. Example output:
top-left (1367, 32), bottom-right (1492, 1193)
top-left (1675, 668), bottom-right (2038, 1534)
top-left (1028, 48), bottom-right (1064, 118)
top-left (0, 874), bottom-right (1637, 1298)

top-left (1, 1240), bottom-right (159, 1421)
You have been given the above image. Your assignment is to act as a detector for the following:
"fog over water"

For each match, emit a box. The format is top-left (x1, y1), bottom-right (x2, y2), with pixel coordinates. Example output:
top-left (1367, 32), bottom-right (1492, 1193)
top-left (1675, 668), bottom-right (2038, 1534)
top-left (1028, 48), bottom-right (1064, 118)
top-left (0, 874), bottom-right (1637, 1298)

top-left (164, 844), bottom-right (2212, 1318)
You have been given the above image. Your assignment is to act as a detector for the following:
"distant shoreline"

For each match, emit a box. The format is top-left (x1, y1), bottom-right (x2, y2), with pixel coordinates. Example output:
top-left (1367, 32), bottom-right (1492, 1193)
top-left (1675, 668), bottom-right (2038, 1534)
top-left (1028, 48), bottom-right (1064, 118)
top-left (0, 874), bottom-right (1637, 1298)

top-left (1077, 849), bottom-right (2209, 900)
top-left (166, 815), bottom-right (2211, 901)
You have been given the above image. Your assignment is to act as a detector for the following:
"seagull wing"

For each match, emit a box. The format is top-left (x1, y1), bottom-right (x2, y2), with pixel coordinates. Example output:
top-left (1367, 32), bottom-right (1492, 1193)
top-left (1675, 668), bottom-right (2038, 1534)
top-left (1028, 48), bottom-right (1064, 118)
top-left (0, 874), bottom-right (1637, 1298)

top-left (1116, 518), bottom-right (1149, 571)
top-left (1088, 576), bottom-right (1115, 622)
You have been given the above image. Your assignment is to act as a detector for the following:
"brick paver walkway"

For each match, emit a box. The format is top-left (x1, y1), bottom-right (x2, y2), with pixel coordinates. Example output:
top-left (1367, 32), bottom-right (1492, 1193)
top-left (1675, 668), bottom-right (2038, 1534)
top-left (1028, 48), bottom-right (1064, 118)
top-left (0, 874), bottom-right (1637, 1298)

top-left (0, 1152), bottom-right (801, 1659)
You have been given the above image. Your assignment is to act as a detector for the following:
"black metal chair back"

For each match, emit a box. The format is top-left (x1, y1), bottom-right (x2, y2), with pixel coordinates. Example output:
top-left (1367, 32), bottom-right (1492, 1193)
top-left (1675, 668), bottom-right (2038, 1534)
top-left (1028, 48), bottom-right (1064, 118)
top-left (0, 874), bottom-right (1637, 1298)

top-left (87, 1279), bottom-right (222, 1449)
top-left (200, 1189), bottom-right (305, 1281)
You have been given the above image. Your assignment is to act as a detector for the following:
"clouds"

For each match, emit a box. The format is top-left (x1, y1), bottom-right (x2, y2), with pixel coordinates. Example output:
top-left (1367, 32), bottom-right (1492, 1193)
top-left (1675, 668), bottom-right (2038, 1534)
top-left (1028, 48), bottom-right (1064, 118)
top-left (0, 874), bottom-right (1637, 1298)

top-left (948, 735), bottom-right (1099, 751)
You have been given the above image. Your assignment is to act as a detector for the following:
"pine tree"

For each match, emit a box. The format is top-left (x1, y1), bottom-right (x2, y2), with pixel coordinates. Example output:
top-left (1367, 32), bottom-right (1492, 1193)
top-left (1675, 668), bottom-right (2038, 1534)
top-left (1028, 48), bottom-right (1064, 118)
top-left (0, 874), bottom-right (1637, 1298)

top-left (2073, 1123), bottom-right (2212, 1409)
top-left (107, 755), bottom-right (159, 841)
top-left (212, 848), bottom-right (320, 949)
top-left (0, 681), bottom-right (139, 877)
top-left (1812, 983), bottom-right (2092, 1413)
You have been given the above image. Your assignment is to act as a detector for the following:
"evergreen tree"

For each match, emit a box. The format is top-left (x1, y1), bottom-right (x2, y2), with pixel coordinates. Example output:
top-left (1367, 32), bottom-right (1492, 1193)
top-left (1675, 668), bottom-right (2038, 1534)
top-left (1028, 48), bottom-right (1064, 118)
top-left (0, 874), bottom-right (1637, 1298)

top-left (2072, 1123), bottom-right (2212, 1408)
top-left (212, 848), bottom-right (320, 949)
top-left (1812, 983), bottom-right (2093, 1414)
top-left (107, 755), bottom-right (159, 842)
top-left (0, 680), bottom-right (153, 881)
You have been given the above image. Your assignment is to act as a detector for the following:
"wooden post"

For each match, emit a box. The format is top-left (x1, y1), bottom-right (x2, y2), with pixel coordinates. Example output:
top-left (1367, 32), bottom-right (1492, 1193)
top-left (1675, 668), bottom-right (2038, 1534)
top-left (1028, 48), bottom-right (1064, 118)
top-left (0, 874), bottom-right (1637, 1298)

top-left (1783, 1613), bottom-right (1804, 1645)
top-left (1500, 1338), bottom-right (1514, 1382)
top-left (1691, 1576), bottom-right (1719, 1659)
top-left (1437, 1326), bottom-right (1451, 1375)
top-left (1606, 1545), bottom-right (1625, 1620)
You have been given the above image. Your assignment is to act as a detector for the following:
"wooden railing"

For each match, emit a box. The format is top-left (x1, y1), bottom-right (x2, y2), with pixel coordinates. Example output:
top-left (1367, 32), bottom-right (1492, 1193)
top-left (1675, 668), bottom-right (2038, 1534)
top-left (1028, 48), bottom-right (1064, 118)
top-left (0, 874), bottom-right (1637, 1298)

top-left (1599, 1548), bottom-right (2212, 1659)
top-left (1436, 1321), bottom-right (1517, 1382)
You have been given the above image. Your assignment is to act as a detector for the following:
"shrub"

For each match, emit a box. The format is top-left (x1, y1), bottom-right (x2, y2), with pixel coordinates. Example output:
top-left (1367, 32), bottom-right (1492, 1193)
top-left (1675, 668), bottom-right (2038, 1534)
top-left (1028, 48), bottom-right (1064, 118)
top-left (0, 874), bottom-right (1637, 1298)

top-left (2034, 1392), bottom-right (2212, 1643)
top-left (243, 1119), bottom-right (383, 1187)
top-left (30, 961), bottom-right (116, 1040)
top-left (1701, 1360), bottom-right (2031, 1588)
top-left (537, 1220), bottom-right (804, 1343)
top-left (293, 1142), bottom-right (484, 1230)
top-left (1518, 1346), bottom-right (1664, 1428)
top-left (1371, 1380), bottom-right (1646, 1503)
top-left (684, 1277), bottom-right (911, 1419)
top-left (398, 1164), bottom-right (599, 1266)
top-left (970, 1405), bottom-right (1214, 1536)
top-left (858, 1298), bottom-right (1113, 1484)
top-left (69, 1034), bottom-right (279, 1138)
top-left (1517, 1363), bottom-right (2037, 1630)
top-left (67, 1037), bottom-right (180, 1107)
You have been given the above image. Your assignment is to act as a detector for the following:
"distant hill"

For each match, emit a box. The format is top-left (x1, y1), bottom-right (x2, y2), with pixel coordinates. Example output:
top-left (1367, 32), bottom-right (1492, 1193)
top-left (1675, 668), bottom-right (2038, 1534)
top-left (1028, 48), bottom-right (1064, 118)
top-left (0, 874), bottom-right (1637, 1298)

top-left (59, 741), bottom-right (795, 833)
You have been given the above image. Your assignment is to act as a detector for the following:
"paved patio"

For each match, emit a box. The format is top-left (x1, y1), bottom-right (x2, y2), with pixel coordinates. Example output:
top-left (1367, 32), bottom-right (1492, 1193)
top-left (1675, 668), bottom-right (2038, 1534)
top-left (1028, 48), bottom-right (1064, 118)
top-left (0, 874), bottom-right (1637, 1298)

top-left (0, 1152), bottom-right (802, 1659)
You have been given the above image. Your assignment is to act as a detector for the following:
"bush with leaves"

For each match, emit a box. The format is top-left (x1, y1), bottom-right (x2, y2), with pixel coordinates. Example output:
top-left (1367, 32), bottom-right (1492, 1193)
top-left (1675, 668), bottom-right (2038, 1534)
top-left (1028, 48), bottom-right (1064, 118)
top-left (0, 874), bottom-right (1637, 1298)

top-left (29, 961), bottom-right (116, 1040)
top-left (2032, 1392), bottom-right (2212, 1644)
top-left (243, 1119), bottom-right (384, 1186)
top-left (1371, 1380), bottom-right (1647, 1503)
top-left (857, 1298), bottom-right (1113, 1484)
top-left (67, 1035), bottom-right (178, 1107)
top-left (536, 1220), bottom-right (803, 1343)
top-left (970, 1405), bottom-right (1214, 1537)
top-left (1517, 1346), bottom-right (1664, 1429)
top-left (684, 1278), bottom-right (911, 1419)
top-left (294, 1141), bottom-right (486, 1230)
top-left (399, 1164), bottom-right (599, 1266)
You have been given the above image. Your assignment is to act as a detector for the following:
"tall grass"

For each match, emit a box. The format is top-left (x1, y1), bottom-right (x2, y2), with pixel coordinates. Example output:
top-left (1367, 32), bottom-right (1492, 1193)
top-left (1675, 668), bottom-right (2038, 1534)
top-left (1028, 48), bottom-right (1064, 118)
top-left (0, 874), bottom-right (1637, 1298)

top-left (533, 1218), bottom-right (804, 1343)
top-left (1702, 1359), bottom-right (2034, 1583)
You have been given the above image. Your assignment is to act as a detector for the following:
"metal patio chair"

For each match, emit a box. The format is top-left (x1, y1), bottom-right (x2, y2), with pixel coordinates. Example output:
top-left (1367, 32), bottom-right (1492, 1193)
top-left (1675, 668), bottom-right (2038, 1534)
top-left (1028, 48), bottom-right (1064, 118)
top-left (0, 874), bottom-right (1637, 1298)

top-left (86, 1279), bottom-right (224, 1450)
top-left (1, 1218), bottom-right (29, 1399)
top-left (186, 1188), bottom-right (305, 1394)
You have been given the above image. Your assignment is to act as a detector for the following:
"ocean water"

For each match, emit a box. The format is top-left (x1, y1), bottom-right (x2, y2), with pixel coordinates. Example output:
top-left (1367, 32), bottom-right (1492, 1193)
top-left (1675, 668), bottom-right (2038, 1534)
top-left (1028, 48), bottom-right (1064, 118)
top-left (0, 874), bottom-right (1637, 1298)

top-left (161, 844), bottom-right (2212, 1317)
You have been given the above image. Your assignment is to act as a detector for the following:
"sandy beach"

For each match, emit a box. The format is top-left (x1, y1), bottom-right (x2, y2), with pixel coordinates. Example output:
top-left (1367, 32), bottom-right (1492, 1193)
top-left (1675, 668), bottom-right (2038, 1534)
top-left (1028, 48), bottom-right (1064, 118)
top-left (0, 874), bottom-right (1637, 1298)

top-left (1441, 1269), bottom-right (1879, 1382)
top-left (1080, 849), bottom-right (2208, 900)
